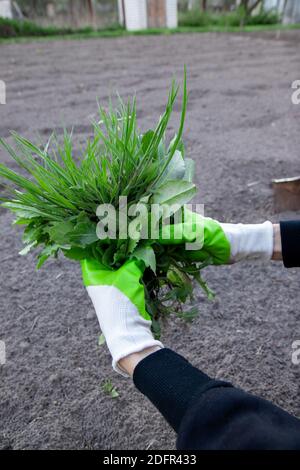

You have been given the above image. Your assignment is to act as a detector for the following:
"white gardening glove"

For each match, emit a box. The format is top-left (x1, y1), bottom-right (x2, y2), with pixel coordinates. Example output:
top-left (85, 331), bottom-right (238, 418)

top-left (220, 221), bottom-right (274, 263)
top-left (81, 258), bottom-right (163, 376)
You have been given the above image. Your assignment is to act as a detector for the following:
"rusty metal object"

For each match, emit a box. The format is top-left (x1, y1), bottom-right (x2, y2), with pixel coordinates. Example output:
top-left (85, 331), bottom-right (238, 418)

top-left (272, 176), bottom-right (300, 212)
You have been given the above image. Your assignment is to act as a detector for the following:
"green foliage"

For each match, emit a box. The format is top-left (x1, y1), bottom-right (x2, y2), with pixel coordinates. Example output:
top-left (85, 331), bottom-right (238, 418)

top-left (132, 246), bottom-right (156, 273)
top-left (179, 8), bottom-right (280, 28)
top-left (0, 16), bottom-right (294, 43)
top-left (179, 10), bottom-right (211, 28)
top-left (152, 180), bottom-right (197, 207)
top-left (0, 17), bottom-right (120, 39)
top-left (0, 17), bottom-right (73, 38)
top-left (246, 10), bottom-right (280, 26)
top-left (102, 379), bottom-right (119, 399)
top-left (0, 71), bottom-right (213, 326)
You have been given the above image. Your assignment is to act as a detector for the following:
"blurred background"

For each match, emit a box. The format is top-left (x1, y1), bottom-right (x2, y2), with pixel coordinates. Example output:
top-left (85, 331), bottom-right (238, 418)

top-left (0, 0), bottom-right (300, 36)
top-left (1, 0), bottom-right (300, 453)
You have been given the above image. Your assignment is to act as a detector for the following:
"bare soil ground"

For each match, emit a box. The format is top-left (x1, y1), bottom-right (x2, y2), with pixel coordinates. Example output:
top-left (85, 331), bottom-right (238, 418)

top-left (0, 31), bottom-right (300, 450)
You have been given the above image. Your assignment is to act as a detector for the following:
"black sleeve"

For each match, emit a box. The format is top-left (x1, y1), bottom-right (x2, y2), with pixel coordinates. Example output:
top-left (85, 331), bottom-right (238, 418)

top-left (133, 348), bottom-right (300, 450)
top-left (280, 220), bottom-right (300, 268)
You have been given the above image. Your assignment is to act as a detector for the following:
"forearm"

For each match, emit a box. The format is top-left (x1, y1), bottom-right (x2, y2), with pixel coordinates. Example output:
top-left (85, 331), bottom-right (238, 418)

top-left (130, 348), bottom-right (300, 449)
top-left (225, 220), bottom-right (300, 264)
top-left (280, 220), bottom-right (300, 267)
top-left (132, 348), bottom-right (228, 432)
top-left (220, 221), bottom-right (299, 264)
top-left (121, 348), bottom-right (221, 431)
top-left (118, 223), bottom-right (292, 377)
top-left (271, 219), bottom-right (300, 266)
top-left (119, 346), bottom-right (161, 376)
top-left (272, 223), bottom-right (282, 260)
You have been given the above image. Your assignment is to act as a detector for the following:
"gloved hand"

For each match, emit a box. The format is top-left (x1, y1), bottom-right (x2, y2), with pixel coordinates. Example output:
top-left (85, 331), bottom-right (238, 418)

top-left (81, 258), bottom-right (163, 376)
top-left (159, 209), bottom-right (274, 265)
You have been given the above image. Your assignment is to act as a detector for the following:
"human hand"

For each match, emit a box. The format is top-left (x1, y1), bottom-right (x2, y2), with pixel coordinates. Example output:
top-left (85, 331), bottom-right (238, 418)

top-left (81, 258), bottom-right (163, 376)
top-left (159, 209), bottom-right (274, 264)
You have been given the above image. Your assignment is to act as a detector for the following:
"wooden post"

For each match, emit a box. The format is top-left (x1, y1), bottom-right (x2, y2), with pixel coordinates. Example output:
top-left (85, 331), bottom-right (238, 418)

top-left (86, 0), bottom-right (95, 27)
top-left (147, 0), bottom-right (167, 28)
top-left (69, 0), bottom-right (77, 27)
top-left (121, 0), bottom-right (126, 27)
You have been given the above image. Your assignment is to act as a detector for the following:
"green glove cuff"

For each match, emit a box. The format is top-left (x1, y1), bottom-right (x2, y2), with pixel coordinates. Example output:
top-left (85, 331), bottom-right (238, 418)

top-left (81, 258), bottom-right (151, 321)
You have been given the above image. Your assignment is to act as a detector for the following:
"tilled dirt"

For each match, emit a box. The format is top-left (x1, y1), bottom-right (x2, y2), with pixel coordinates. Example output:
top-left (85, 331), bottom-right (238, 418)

top-left (0, 30), bottom-right (300, 450)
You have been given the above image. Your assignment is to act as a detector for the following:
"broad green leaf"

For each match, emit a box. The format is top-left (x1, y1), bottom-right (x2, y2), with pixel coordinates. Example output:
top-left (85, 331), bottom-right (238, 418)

top-left (151, 180), bottom-right (197, 207)
top-left (36, 244), bottom-right (60, 269)
top-left (22, 224), bottom-right (44, 244)
top-left (132, 245), bottom-right (156, 273)
top-left (69, 220), bottom-right (98, 246)
top-left (183, 158), bottom-right (195, 183)
top-left (45, 221), bottom-right (74, 245)
top-left (63, 246), bottom-right (91, 260)
top-left (158, 150), bottom-right (186, 184)
top-left (127, 236), bottom-right (139, 254)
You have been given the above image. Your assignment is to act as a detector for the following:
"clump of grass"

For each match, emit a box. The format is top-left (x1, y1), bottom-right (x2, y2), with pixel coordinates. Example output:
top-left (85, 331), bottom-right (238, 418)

top-left (179, 8), bottom-right (280, 29)
top-left (0, 17), bottom-right (123, 39)
top-left (102, 379), bottom-right (119, 399)
top-left (246, 10), bottom-right (279, 26)
top-left (0, 70), bottom-right (213, 334)
top-left (0, 17), bottom-right (73, 38)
